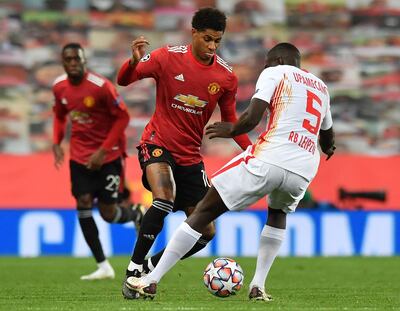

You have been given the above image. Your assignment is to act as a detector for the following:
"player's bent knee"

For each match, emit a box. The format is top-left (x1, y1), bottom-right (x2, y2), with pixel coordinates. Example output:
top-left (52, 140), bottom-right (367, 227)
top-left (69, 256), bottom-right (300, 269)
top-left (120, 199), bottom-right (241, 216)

top-left (77, 194), bottom-right (92, 209)
top-left (99, 211), bottom-right (114, 223)
top-left (151, 188), bottom-right (175, 202)
top-left (98, 204), bottom-right (116, 222)
top-left (201, 222), bottom-right (216, 240)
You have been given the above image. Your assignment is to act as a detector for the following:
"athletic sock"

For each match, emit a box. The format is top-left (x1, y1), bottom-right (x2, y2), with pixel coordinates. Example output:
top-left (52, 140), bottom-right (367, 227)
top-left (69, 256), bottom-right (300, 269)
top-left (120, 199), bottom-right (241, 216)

top-left (77, 208), bottom-right (105, 263)
top-left (144, 257), bottom-right (155, 273)
top-left (98, 259), bottom-right (112, 271)
top-left (143, 222), bottom-right (201, 284)
top-left (182, 236), bottom-right (210, 259)
top-left (249, 225), bottom-right (286, 290)
top-left (130, 199), bottom-right (173, 264)
top-left (127, 261), bottom-right (143, 272)
top-left (125, 261), bottom-right (143, 277)
top-left (146, 251), bottom-right (163, 270)
top-left (147, 235), bottom-right (211, 268)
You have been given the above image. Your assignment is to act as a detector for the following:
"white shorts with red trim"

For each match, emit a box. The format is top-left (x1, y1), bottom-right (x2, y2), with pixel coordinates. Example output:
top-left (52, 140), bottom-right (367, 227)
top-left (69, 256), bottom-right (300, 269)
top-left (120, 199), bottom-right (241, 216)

top-left (211, 151), bottom-right (309, 213)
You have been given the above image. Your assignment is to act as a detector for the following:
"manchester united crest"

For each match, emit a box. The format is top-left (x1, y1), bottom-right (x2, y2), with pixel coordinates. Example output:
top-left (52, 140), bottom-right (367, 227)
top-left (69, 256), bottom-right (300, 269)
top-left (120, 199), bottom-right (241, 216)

top-left (208, 82), bottom-right (220, 95)
top-left (152, 148), bottom-right (163, 157)
top-left (83, 96), bottom-right (95, 108)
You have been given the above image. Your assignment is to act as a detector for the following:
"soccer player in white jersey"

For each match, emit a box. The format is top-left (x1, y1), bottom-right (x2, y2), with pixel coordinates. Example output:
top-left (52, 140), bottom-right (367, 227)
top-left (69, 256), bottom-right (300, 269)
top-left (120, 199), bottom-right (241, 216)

top-left (126, 42), bottom-right (336, 301)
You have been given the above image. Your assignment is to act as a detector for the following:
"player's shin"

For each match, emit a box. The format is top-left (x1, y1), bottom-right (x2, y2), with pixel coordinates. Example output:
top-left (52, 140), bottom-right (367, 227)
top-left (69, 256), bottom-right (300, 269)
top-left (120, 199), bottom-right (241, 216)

top-left (77, 208), bottom-right (105, 263)
top-left (145, 233), bottom-right (212, 272)
top-left (249, 225), bottom-right (285, 290)
top-left (143, 222), bottom-right (202, 284)
top-left (127, 199), bottom-right (173, 274)
top-left (181, 235), bottom-right (212, 259)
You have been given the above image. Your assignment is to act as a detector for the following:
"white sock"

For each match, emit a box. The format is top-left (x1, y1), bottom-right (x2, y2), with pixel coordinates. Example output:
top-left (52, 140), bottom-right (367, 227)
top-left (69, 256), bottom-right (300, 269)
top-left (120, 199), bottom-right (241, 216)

top-left (127, 261), bottom-right (142, 272)
top-left (98, 259), bottom-right (112, 270)
top-left (249, 225), bottom-right (286, 290)
top-left (147, 258), bottom-right (155, 272)
top-left (143, 222), bottom-right (201, 283)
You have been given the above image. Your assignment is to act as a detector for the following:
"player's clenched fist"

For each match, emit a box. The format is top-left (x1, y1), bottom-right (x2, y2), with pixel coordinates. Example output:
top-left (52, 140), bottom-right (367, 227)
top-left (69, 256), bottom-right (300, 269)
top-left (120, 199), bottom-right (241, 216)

top-left (130, 36), bottom-right (149, 65)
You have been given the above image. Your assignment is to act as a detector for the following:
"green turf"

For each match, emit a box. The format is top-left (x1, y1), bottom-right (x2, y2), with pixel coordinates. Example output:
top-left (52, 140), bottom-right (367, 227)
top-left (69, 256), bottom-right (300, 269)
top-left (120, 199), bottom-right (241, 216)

top-left (0, 257), bottom-right (399, 310)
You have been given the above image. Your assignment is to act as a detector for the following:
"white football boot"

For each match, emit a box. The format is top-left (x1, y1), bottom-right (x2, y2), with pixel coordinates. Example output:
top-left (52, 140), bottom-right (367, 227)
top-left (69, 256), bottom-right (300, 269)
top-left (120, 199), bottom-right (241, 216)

top-left (248, 286), bottom-right (273, 301)
top-left (81, 260), bottom-right (115, 280)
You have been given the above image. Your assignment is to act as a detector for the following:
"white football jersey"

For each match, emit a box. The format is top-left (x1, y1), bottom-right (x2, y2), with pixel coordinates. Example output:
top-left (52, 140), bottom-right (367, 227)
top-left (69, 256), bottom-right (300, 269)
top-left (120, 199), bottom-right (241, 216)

top-left (249, 65), bottom-right (332, 181)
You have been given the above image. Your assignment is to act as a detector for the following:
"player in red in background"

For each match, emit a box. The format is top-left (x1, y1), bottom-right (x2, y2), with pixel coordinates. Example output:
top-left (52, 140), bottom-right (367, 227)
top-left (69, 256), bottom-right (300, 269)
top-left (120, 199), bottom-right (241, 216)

top-left (117, 7), bottom-right (252, 299)
top-left (126, 43), bottom-right (335, 301)
top-left (52, 43), bottom-right (145, 281)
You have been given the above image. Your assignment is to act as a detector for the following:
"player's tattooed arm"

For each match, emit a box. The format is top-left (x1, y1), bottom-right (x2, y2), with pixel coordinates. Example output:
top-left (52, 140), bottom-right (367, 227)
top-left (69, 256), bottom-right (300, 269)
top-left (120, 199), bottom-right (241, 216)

top-left (206, 98), bottom-right (269, 139)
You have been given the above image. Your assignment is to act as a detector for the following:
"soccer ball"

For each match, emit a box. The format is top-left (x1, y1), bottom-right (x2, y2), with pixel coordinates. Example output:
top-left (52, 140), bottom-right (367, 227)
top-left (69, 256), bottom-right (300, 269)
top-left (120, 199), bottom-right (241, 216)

top-left (203, 257), bottom-right (244, 297)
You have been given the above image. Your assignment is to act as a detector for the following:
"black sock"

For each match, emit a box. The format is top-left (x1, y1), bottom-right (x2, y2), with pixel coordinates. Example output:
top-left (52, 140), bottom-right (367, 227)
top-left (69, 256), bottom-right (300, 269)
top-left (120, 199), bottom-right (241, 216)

top-left (77, 208), bottom-right (105, 263)
top-left (147, 235), bottom-right (212, 269)
top-left (112, 205), bottom-right (137, 223)
top-left (182, 236), bottom-right (211, 259)
top-left (131, 198), bottom-right (173, 264)
top-left (145, 250), bottom-right (163, 271)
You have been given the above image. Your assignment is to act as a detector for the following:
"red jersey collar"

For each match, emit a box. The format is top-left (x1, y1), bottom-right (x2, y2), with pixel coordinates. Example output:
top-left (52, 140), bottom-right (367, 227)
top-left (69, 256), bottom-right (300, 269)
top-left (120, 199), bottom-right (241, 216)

top-left (68, 71), bottom-right (88, 86)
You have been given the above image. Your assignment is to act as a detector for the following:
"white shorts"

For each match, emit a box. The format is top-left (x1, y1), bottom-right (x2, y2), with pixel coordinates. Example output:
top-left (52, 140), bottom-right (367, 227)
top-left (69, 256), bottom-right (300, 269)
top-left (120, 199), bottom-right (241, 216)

top-left (211, 153), bottom-right (309, 213)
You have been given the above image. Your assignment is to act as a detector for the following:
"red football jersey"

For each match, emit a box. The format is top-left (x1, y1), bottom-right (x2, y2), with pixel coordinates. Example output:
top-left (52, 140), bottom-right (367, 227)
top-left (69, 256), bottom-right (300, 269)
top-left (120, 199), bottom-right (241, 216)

top-left (118, 45), bottom-right (251, 165)
top-left (53, 71), bottom-right (129, 165)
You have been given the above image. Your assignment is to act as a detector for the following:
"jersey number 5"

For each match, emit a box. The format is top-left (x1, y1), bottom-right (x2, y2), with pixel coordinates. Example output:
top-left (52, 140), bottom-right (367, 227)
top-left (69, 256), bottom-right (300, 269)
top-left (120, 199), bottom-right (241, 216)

top-left (302, 90), bottom-right (322, 135)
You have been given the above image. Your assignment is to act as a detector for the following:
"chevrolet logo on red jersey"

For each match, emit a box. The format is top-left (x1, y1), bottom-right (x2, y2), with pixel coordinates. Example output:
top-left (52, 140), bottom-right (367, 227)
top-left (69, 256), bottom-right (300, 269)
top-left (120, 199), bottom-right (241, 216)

top-left (174, 94), bottom-right (207, 108)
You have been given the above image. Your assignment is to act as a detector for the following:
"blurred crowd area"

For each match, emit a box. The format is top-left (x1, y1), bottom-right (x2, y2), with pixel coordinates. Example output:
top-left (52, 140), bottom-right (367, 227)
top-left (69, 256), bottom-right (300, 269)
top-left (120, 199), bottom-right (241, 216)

top-left (1, 0), bottom-right (400, 157)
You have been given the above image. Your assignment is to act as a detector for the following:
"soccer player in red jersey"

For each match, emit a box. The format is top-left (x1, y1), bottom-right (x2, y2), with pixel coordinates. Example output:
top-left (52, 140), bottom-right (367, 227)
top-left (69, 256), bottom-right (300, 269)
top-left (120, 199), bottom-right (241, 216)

top-left (126, 43), bottom-right (336, 301)
top-left (117, 7), bottom-right (252, 299)
top-left (52, 43), bottom-right (145, 281)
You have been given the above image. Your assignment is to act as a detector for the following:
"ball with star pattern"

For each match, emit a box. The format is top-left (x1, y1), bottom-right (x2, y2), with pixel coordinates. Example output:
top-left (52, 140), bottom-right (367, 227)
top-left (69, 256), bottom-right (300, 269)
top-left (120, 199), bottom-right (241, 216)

top-left (203, 257), bottom-right (244, 297)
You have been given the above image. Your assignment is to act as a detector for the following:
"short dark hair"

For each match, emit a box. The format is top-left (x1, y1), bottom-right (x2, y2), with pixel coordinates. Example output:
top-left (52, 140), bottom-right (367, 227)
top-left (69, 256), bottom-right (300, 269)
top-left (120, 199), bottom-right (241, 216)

top-left (62, 42), bottom-right (83, 54)
top-left (268, 42), bottom-right (300, 57)
top-left (268, 42), bottom-right (301, 66)
top-left (191, 7), bottom-right (226, 32)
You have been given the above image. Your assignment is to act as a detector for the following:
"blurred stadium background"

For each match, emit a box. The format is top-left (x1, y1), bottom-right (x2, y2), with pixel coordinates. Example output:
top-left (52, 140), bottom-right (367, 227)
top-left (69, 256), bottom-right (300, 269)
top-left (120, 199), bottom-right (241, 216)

top-left (0, 0), bottom-right (399, 259)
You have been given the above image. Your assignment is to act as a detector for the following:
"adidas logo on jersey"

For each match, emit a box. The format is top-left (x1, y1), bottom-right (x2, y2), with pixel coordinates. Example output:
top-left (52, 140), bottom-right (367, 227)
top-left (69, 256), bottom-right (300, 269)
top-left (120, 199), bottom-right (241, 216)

top-left (174, 74), bottom-right (185, 82)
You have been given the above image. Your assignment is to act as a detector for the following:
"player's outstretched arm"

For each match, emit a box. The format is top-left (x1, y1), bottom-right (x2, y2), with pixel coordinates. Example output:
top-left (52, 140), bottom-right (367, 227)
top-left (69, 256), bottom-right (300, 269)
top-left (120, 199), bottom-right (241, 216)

top-left (319, 127), bottom-right (336, 160)
top-left (206, 98), bottom-right (269, 139)
top-left (217, 91), bottom-right (252, 149)
top-left (117, 36), bottom-right (149, 86)
top-left (129, 36), bottom-right (149, 65)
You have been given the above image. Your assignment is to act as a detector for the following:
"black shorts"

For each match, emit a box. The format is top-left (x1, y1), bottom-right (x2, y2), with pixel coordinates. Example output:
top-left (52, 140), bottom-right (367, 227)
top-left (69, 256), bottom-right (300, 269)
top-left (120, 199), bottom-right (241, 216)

top-left (137, 143), bottom-right (209, 212)
top-left (70, 158), bottom-right (122, 204)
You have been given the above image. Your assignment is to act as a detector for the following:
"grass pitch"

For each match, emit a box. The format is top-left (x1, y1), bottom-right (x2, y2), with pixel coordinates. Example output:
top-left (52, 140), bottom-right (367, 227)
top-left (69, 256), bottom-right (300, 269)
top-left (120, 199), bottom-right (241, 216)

top-left (0, 257), bottom-right (399, 310)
